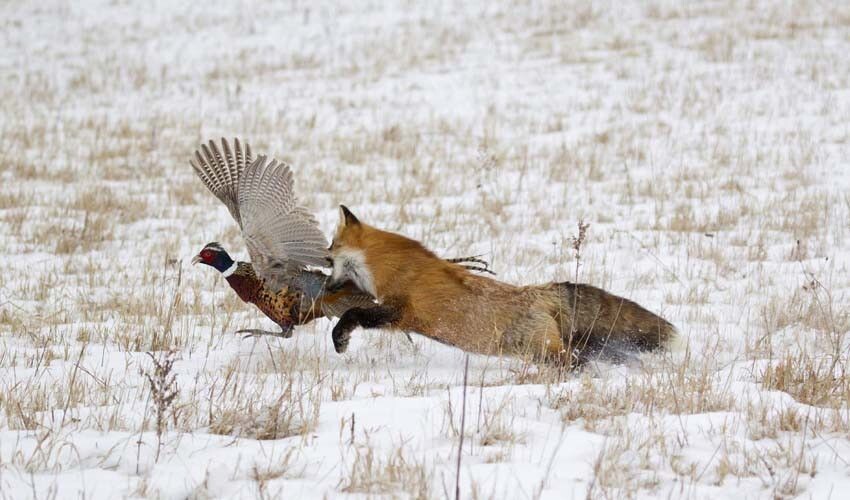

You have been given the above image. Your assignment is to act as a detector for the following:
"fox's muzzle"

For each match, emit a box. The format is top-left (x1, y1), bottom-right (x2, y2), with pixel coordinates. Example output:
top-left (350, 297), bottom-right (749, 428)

top-left (325, 277), bottom-right (347, 294)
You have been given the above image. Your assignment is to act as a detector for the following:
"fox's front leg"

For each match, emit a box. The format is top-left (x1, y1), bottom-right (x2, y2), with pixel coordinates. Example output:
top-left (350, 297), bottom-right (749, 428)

top-left (332, 305), bottom-right (400, 353)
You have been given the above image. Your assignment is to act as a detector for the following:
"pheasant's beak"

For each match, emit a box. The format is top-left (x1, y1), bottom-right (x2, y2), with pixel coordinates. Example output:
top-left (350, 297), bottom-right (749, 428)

top-left (191, 255), bottom-right (202, 265)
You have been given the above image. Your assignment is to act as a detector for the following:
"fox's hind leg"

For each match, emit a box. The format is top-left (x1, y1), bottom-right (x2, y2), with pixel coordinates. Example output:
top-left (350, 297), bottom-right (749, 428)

top-left (503, 312), bottom-right (569, 364)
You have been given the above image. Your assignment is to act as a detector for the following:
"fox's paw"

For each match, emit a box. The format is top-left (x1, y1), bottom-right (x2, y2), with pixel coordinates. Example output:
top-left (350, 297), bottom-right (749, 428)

top-left (332, 323), bottom-right (352, 353)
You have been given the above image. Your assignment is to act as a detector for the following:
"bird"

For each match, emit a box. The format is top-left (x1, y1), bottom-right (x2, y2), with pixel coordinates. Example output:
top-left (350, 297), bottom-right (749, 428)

top-left (190, 138), bottom-right (493, 339)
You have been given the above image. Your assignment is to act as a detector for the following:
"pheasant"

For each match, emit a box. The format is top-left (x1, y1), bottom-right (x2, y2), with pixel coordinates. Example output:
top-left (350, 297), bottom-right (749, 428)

top-left (190, 138), bottom-right (492, 339)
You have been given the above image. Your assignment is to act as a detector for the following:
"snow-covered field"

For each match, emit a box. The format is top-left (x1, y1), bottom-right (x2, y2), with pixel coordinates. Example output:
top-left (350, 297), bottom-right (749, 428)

top-left (2, 1), bottom-right (850, 498)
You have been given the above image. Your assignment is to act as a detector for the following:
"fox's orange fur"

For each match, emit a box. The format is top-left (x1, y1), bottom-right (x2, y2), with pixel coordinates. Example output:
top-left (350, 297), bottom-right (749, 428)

top-left (328, 206), bottom-right (676, 365)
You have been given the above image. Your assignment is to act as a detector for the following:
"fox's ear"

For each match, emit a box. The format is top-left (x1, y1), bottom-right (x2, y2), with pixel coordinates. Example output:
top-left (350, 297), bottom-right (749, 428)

top-left (339, 205), bottom-right (360, 227)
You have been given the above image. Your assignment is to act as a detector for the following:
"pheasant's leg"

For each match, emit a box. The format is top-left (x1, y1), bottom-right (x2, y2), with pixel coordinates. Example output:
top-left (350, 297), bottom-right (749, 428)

top-left (236, 322), bottom-right (294, 340)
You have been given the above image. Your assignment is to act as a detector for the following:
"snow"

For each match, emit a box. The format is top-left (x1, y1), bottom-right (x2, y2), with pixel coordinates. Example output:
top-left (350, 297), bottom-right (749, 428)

top-left (2, 0), bottom-right (850, 498)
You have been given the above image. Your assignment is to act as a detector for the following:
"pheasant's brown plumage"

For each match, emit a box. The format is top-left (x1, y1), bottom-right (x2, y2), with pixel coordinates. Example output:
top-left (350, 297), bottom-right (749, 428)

top-left (222, 261), bottom-right (374, 336)
top-left (190, 138), bottom-right (378, 338)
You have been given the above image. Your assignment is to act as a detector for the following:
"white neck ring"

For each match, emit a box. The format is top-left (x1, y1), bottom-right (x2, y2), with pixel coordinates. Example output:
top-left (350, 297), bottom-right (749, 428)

top-left (221, 262), bottom-right (238, 278)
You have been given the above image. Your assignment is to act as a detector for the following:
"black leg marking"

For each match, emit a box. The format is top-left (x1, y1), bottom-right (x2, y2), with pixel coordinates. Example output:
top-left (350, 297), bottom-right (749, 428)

top-left (332, 305), bottom-right (399, 353)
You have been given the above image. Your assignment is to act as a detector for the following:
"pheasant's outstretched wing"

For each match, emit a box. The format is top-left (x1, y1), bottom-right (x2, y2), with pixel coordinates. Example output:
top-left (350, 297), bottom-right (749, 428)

top-left (189, 138), bottom-right (253, 227)
top-left (191, 138), bottom-right (328, 292)
top-left (238, 155), bottom-right (329, 291)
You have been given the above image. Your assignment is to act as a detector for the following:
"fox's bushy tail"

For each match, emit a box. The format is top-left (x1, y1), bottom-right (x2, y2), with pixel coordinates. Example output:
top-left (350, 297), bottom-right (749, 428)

top-left (555, 282), bottom-right (676, 363)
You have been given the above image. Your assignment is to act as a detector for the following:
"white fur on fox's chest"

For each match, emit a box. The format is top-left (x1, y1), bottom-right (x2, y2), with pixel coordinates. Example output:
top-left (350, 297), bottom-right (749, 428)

top-left (331, 248), bottom-right (377, 299)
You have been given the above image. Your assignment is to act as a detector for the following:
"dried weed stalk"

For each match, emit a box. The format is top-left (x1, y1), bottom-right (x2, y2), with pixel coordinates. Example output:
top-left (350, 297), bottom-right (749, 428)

top-left (140, 350), bottom-right (179, 462)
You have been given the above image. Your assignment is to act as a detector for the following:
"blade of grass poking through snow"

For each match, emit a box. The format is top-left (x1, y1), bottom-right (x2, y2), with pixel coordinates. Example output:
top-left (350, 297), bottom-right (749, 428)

top-left (456, 354), bottom-right (469, 500)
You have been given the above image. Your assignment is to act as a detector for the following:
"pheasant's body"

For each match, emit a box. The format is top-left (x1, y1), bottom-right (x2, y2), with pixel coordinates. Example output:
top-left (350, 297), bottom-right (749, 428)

top-left (190, 138), bottom-right (491, 339)
top-left (225, 262), bottom-right (373, 332)
top-left (187, 138), bottom-right (375, 337)
top-left (224, 263), bottom-right (300, 329)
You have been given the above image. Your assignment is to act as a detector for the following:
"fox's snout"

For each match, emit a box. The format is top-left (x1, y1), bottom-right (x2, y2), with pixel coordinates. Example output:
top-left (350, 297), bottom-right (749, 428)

top-left (326, 248), bottom-right (377, 299)
top-left (329, 206), bottom-right (379, 299)
top-left (325, 276), bottom-right (348, 293)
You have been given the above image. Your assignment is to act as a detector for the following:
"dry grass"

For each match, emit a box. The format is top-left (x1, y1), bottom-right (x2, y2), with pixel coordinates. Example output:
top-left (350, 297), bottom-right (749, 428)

top-left (338, 443), bottom-right (433, 498)
top-left (760, 354), bottom-right (849, 409)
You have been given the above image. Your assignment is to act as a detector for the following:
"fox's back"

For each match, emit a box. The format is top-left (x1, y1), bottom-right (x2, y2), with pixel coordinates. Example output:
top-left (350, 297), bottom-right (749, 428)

top-left (351, 225), bottom-right (547, 353)
top-left (340, 221), bottom-right (674, 360)
top-left (395, 261), bottom-right (545, 353)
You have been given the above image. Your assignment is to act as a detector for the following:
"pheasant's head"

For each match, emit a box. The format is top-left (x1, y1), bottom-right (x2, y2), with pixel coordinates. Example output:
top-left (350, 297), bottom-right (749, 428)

top-left (191, 242), bottom-right (236, 274)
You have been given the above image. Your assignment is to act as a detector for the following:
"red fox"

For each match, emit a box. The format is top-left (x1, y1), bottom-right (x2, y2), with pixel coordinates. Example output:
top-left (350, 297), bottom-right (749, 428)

top-left (326, 206), bottom-right (676, 366)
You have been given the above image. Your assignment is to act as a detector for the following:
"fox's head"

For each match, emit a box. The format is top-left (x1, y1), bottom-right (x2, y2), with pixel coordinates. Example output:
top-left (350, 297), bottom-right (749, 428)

top-left (328, 205), bottom-right (440, 300)
top-left (327, 205), bottom-right (378, 298)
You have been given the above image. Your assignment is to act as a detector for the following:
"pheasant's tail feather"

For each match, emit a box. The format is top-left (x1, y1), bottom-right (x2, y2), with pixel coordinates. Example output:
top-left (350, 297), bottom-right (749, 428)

top-left (446, 255), bottom-right (496, 275)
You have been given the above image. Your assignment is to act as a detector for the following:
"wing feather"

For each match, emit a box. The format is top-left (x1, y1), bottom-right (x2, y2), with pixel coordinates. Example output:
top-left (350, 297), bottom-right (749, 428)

top-left (238, 155), bottom-right (329, 291)
top-left (190, 138), bottom-right (252, 226)
top-left (191, 139), bottom-right (327, 292)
